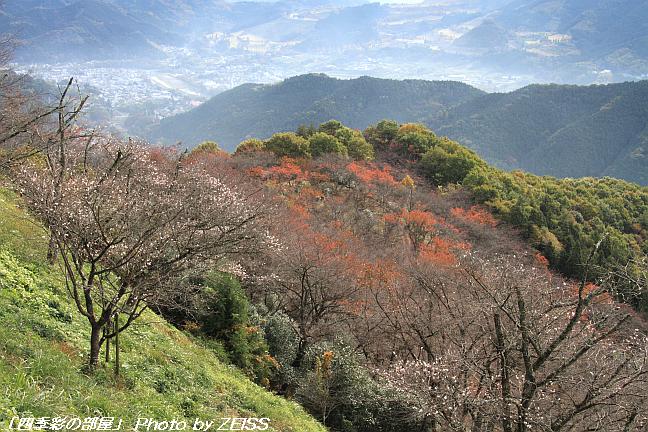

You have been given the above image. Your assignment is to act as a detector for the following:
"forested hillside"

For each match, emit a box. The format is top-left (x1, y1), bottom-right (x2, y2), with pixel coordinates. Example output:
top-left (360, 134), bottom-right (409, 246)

top-left (149, 75), bottom-right (648, 185)
top-left (195, 119), bottom-right (648, 430)
top-left (2, 62), bottom-right (648, 430)
top-left (434, 80), bottom-right (648, 185)
top-left (493, 0), bottom-right (648, 64)
top-left (148, 74), bottom-right (484, 150)
top-left (3, 87), bottom-right (648, 429)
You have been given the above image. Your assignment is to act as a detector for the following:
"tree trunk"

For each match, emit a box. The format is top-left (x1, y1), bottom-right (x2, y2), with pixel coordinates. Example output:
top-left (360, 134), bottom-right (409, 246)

top-left (104, 323), bottom-right (110, 363)
top-left (46, 235), bottom-right (58, 264)
top-left (89, 324), bottom-right (102, 371)
top-left (114, 313), bottom-right (120, 376)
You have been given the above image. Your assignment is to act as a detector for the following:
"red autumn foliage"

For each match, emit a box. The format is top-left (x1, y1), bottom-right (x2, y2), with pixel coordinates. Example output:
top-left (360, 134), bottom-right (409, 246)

top-left (357, 259), bottom-right (402, 294)
top-left (298, 186), bottom-right (324, 202)
top-left (451, 206), bottom-right (498, 227)
top-left (385, 208), bottom-right (440, 250)
top-left (534, 252), bottom-right (550, 268)
top-left (418, 237), bottom-right (470, 267)
top-left (347, 161), bottom-right (398, 186)
top-left (268, 158), bottom-right (305, 181)
top-left (247, 166), bottom-right (267, 178)
top-left (288, 201), bottom-right (311, 221)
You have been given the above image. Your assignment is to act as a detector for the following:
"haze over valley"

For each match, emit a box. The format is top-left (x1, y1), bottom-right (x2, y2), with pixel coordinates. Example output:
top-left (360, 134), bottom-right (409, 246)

top-left (7, 0), bottom-right (648, 141)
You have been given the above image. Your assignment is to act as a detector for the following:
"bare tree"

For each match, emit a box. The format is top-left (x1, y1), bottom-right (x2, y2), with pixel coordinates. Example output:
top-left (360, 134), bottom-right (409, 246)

top-left (375, 251), bottom-right (648, 431)
top-left (0, 27), bottom-right (87, 174)
top-left (12, 138), bottom-right (271, 370)
top-left (245, 206), bottom-right (366, 367)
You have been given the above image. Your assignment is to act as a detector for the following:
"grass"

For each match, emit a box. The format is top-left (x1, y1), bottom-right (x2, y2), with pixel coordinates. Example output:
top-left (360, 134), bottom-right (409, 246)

top-left (0, 188), bottom-right (325, 431)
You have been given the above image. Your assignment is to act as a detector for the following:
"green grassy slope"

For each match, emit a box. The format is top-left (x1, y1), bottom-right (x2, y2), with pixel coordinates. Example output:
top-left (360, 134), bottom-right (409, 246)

top-left (0, 188), bottom-right (325, 431)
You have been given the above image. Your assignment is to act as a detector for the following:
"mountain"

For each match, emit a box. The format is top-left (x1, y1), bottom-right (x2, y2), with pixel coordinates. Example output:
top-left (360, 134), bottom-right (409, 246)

top-left (0, 0), bottom-right (179, 61)
top-left (4, 0), bottom-right (648, 96)
top-left (147, 74), bottom-right (484, 149)
top-left (491, 0), bottom-right (648, 72)
top-left (147, 74), bottom-right (648, 185)
top-left (495, 0), bottom-right (648, 55)
top-left (0, 0), bottom-right (288, 61)
top-left (453, 19), bottom-right (512, 52)
top-left (433, 80), bottom-right (648, 185)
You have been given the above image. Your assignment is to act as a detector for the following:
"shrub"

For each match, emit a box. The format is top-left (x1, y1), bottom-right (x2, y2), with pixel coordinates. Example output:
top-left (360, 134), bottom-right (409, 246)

top-left (191, 141), bottom-right (222, 155)
top-left (200, 272), bottom-right (275, 385)
top-left (235, 138), bottom-right (266, 155)
top-left (420, 139), bottom-right (484, 185)
top-left (265, 133), bottom-right (311, 158)
top-left (261, 311), bottom-right (301, 392)
top-left (335, 128), bottom-right (374, 161)
top-left (364, 120), bottom-right (399, 149)
top-left (296, 341), bottom-right (420, 432)
top-left (318, 120), bottom-right (344, 136)
top-left (309, 132), bottom-right (348, 158)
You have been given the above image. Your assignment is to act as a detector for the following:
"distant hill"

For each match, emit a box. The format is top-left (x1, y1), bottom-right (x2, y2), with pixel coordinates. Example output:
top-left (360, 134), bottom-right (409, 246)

top-left (493, 0), bottom-right (648, 63)
top-left (432, 81), bottom-right (648, 185)
top-left (147, 74), bottom-right (484, 149)
top-left (148, 74), bottom-right (648, 185)
top-left (0, 0), bottom-right (288, 61)
top-left (453, 19), bottom-right (511, 52)
top-left (0, 0), bottom-right (178, 61)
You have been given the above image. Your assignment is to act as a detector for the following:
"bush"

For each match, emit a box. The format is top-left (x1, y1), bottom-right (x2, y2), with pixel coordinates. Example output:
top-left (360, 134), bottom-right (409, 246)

top-left (309, 132), bottom-right (348, 158)
top-left (318, 120), bottom-right (344, 136)
top-left (191, 141), bottom-right (222, 155)
top-left (265, 132), bottom-right (311, 158)
top-left (420, 139), bottom-right (484, 185)
top-left (395, 124), bottom-right (440, 156)
top-left (234, 138), bottom-right (265, 155)
top-left (296, 341), bottom-right (420, 432)
top-left (260, 310), bottom-right (301, 392)
top-left (199, 272), bottom-right (276, 385)
top-left (335, 128), bottom-right (374, 161)
top-left (364, 120), bottom-right (399, 149)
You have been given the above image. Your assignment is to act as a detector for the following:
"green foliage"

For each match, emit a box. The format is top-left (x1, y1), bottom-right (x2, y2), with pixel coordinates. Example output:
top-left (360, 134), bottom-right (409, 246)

top-left (262, 311), bottom-right (300, 387)
top-left (360, 119), bottom-right (648, 311)
top-left (309, 132), bottom-right (348, 158)
top-left (318, 120), bottom-right (344, 136)
top-left (191, 140), bottom-right (222, 155)
top-left (345, 134), bottom-right (374, 161)
top-left (0, 190), bottom-right (325, 431)
top-left (296, 342), bottom-right (419, 432)
top-left (433, 81), bottom-right (648, 185)
top-left (234, 138), bottom-right (266, 154)
top-left (265, 132), bottom-right (311, 158)
top-left (461, 167), bottom-right (648, 309)
top-left (296, 124), bottom-right (317, 139)
top-left (149, 75), bottom-right (483, 152)
top-left (335, 127), bottom-right (374, 161)
top-left (419, 138), bottom-right (485, 185)
top-left (199, 272), bottom-right (276, 386)
top-left (258, 311), bottom-right (417, 431)
top-left (394, 123), bottom-right (441, 156)
top-left (364, 120), bottom-right (399, 150)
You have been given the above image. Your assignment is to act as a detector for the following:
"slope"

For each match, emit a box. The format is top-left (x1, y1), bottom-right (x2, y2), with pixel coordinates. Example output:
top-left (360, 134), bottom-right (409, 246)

top-left (0, 188), bottom-right (324, 431)
top-left (434, 80), bottom-right (648, 184)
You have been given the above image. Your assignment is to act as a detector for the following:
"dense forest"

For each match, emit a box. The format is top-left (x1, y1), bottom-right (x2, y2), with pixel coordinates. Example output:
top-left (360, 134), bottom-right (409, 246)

top-left (149, 74), bottom-right (648, 185)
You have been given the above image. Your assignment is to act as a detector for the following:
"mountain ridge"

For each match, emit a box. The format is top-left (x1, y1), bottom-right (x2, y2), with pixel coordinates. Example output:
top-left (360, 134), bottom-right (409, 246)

top-left (147, 74), bottom-right (648, 185)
